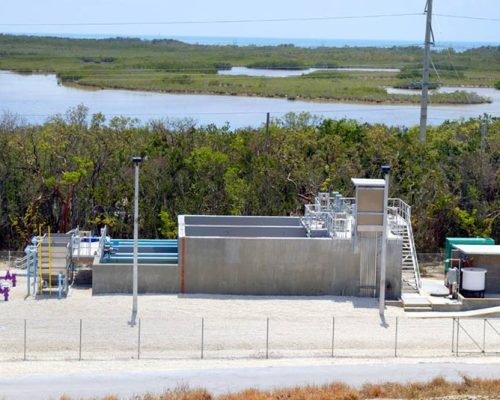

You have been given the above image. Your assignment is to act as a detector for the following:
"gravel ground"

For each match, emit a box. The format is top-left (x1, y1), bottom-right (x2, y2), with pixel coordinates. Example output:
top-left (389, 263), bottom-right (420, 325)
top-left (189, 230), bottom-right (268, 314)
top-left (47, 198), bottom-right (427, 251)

top-left (1, 272), bottom-right (499, 362)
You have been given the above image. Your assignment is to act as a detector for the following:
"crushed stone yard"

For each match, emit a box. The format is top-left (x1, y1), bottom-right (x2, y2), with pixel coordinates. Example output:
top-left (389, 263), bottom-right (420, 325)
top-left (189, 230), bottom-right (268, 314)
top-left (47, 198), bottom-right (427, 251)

top-left (0, 270), bottom-right (499, 362)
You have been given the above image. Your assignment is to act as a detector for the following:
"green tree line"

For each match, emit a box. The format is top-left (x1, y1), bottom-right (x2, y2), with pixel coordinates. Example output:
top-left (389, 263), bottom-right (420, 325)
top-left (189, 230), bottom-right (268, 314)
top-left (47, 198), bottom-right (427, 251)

top-left (0, 107), bottom-right (498, 251)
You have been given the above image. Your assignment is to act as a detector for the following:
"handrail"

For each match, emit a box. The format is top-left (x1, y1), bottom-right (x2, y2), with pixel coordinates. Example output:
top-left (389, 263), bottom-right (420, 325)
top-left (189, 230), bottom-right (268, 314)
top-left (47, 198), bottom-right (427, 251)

top-left (388, 197), bottom-right (421, 289)
top-left (407, 217), bottom-right (422, 288)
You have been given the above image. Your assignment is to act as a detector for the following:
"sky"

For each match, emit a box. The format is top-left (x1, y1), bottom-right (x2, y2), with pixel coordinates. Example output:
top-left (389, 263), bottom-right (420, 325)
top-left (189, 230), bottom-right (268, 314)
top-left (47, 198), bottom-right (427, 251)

top-left (0, 0), bottom-right (499, 43)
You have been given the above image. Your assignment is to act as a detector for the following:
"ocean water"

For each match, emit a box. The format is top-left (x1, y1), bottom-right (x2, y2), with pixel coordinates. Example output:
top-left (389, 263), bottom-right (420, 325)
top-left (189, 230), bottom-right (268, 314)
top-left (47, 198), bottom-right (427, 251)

top-left (10, 32), bottom-right (500, 51)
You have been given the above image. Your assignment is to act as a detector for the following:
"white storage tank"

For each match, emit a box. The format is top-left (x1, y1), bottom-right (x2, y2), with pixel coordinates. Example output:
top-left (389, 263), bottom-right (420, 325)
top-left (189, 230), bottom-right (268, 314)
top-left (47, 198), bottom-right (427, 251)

top-left (462, 267), bottom-right (487, 295)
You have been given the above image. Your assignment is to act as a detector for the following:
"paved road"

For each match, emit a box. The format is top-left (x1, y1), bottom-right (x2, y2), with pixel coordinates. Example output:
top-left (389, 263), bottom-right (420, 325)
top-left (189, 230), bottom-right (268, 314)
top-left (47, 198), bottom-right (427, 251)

top-left (2, 362), bottom-right (500, 399)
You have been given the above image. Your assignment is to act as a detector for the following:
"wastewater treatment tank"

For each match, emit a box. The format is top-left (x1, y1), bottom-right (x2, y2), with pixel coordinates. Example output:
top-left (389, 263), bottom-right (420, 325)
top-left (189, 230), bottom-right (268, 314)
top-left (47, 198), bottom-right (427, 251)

top-left (101, 239), bottom-right (178, 264)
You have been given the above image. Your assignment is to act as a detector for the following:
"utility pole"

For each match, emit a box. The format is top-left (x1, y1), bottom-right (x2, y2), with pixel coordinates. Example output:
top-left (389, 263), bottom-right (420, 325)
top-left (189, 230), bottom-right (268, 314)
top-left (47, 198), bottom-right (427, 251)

top-left (419, 0), bottom-right (434, 142)
top-left (480, 124), bottom-right (486, 184)
top-left (265, 112), bottom-right (270, 152)
top-left (480, 124), bottom-right (486, 155)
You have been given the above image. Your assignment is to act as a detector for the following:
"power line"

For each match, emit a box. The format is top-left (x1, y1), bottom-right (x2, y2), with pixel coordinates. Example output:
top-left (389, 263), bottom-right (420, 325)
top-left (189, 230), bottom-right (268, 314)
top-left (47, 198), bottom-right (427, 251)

top-left (3, 105), bottom-right (491, 119)
top-left (0, 13), bottom-right (423, 27)
top-left (434, 14), bottom-right (500, 22)
top-left (1, 13), bottom-right (498, 27)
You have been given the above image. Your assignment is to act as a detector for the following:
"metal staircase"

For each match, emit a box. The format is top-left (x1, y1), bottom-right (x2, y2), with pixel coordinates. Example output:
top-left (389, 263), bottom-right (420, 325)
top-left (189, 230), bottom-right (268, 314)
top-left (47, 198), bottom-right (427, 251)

top-left (37, 233), bottom-right (72, 296)
top-left (388, 199), bottom-right (421, 293)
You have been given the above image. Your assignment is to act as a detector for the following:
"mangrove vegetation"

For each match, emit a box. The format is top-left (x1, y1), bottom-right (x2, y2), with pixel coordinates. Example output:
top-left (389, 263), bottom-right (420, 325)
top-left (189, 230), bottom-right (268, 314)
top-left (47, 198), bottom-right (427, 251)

top-left (0, 35), bottom-right (499, 104)
top-left (0, 107), bottom-right (498, 251)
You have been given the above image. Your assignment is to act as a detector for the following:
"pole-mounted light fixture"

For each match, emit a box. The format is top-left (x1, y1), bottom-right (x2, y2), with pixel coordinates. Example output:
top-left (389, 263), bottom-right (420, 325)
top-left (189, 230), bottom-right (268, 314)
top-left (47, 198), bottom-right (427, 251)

top-left (131, 156), bottom-right (143, 325)
top-left (379, 165), bottom-right (391, 317)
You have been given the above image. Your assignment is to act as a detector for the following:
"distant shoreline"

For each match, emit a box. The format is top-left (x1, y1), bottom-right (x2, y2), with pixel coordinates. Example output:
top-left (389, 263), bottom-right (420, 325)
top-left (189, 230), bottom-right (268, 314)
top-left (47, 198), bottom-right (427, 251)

top-left (3, 32), bottom-right (500, 51)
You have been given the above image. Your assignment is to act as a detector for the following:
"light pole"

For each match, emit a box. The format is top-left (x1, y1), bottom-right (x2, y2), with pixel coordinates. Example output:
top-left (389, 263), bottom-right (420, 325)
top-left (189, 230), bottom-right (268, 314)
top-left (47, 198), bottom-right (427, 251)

top-left (379, 165), bottom-right (391, 317)
top-left (131, 156), bottom-right (142, 325)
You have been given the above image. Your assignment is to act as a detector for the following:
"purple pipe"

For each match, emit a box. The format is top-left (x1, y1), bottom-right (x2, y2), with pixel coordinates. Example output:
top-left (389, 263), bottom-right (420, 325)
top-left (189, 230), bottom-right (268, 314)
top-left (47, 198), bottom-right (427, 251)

top-left (0, 286), bottom-right (9, 301)
top-left (0, 270), bottom-right (16, 287)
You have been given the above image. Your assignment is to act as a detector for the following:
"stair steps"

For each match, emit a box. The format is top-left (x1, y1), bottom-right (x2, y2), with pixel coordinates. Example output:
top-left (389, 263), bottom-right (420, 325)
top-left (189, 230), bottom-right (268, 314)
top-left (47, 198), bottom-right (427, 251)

top-left (401, 293), bottom-right (432, 312)
top-left (35, 234), bottom-right (71, 296)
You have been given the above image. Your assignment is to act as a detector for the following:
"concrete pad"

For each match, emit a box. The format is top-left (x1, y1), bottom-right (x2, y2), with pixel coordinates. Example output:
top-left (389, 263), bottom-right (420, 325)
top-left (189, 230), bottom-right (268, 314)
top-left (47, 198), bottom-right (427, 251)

top-left (407, 305), bottom-right (500, 318)
top-left (421, 278), bottom-right (449, 297)
top-left (401, 293), bottom-right (430, 306)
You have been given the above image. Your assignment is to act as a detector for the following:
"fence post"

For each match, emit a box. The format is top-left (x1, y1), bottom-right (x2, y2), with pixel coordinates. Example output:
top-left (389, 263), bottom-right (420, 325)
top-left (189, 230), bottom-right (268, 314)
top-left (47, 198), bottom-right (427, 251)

top-left (137, 318), bottom-right (141, 360)
top-left (451, 317), bottom-right (455, 354)
top-left (23, 319), bottom-right (27, 361)
top-left (394, 317), bottom-right (399, 357)
top-left (456, 317), bottom-right (460, 356)
top-left (266, 317), bottom-right (269, 359)
top-left (483, 318), bottom-right (486, 353)
top-left (79, 319), bottom-right (82, 361)
top-left (331, 316), bottom-right (335, 358)
top-left (201, 317), bottom-right (204, 360)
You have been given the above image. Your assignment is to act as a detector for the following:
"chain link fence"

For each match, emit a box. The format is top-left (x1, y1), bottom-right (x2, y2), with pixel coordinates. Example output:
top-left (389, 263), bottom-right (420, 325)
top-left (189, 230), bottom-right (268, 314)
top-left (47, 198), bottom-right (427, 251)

top-left (1, 316), bottom-right (499, 361)
top-left (0, 251), bottom-right (24, 269)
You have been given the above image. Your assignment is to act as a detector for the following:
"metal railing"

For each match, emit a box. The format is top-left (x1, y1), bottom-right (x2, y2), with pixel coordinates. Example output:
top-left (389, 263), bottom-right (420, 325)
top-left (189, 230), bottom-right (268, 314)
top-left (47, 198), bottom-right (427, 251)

top-left (96, 226), bottom-right (108, 263)
top-left (70, 228), bottom-right (96, 259)
top-left (302, 198), bottom-right (354, 239)
top-left (388, 198), bottom-right (421, 289)
top-left (388, 198), bottom-right (411, 224)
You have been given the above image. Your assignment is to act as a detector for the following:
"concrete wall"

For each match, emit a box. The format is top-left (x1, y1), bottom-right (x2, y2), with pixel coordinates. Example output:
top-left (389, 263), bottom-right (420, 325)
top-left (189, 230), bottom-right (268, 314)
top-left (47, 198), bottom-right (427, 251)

top-left (183, 216), bottom-right (307, 237)
top-left (92, 263), bottom-right (179, 294)
top-left (184, 215), bottom-right (303, 226)
top-left (185, 225), bottom-right (307, 238)
top-left (180, 236), bottom-right (402, 298)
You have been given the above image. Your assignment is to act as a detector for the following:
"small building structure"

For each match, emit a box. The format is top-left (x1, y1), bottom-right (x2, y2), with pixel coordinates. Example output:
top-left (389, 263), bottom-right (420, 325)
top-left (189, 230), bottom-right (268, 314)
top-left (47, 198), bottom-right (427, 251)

top-left (451, 244), bottom-right (500, 296)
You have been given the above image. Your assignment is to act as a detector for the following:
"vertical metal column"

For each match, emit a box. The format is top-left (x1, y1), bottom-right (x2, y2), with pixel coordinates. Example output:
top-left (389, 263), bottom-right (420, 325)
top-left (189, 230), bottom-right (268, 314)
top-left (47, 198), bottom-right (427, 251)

top-left (483, 318), bottom-right (486, 353)
top-left (137, 318), bottom-right (141, 359)
top-left (266, 318), bottom-right (269, 359)
top-left (79, 319), bottom-right (82, 361)
top-left (265, 112), bottom-right (270, 152)
top-left (394, 317), bottom-right (399, 357)
top-left (201, 317), bottom-right (204, 359)
top-left (379, 166), bottom-right (390, 316)
top-left (23, 319), bottom-right (27, 361)
top-left (451, 317), bottom-right (455, 353)
top-left (331, 316), bottom-right (335, 358)
top-left (26, 249), bottom-right (30, 297)
top-left (131, 156), bottom-right (142, 323)
top-left (38, 226), bottom-right (43, 295)
top-left (48, 226), bottom-right (52, 294)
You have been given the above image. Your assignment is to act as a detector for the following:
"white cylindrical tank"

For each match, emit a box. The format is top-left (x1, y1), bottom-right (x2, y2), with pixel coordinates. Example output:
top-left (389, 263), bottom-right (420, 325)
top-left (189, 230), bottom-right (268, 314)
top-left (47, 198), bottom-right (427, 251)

top-left (462, 267), bottom-right (487, 291)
